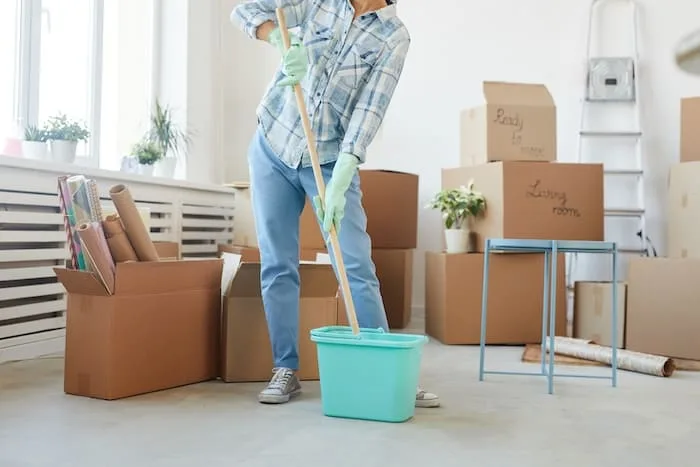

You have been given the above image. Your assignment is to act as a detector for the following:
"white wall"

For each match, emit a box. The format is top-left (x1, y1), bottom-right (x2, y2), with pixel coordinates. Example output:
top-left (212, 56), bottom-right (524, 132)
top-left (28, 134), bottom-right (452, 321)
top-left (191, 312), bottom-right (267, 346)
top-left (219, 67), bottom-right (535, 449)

top-left (216, 0), bottom-right (700, 310)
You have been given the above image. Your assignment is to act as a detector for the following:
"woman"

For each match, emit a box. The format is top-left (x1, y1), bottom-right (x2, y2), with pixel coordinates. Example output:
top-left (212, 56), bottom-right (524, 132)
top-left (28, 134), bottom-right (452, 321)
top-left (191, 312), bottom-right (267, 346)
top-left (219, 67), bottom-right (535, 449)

top-left (232, 0), bottom-right (439, 408)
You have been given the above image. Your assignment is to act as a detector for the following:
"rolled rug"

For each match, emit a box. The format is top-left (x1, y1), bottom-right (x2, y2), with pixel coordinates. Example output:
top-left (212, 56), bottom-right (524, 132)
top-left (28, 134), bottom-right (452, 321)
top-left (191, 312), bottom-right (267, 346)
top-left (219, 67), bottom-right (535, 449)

top-left (77, 223), bottom-right (116, 294)
top-left (108, 184), bottom-right (159, 262)
top-left (103, 214), bottom-right (138, 263)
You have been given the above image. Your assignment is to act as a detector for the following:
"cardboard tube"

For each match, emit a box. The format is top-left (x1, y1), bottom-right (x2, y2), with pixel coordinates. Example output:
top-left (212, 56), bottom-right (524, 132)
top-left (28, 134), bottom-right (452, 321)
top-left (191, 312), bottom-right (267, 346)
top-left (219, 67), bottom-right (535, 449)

top-left (77, 223), bottom-right (116, 294)
top-left (545, 337), bottom-right (676, 378)
top-left (103, 214), bottom-right (138, 263)
top-left (109, 184), bottom-right (159, 262)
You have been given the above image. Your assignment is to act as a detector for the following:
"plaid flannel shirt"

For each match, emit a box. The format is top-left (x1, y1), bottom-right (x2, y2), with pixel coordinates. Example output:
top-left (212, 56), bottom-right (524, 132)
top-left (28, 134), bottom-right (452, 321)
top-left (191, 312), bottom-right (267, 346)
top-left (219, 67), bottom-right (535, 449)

top-left (232, 0), bottom-right (409, 168)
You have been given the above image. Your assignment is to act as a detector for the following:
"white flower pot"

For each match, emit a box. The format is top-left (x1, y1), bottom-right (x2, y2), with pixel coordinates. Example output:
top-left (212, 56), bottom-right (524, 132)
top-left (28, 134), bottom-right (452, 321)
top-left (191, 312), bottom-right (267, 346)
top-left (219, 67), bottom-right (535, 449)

top-left (154, 157), bottom-right (177, 178)
top-left (139, 164), bottom-right (155, 176)
top-left (21, 141), bottom-right (48, 160)
top-left (49, 140), bottom-right (78, 163)
top-left (444, 228), bottom-right (470, 254)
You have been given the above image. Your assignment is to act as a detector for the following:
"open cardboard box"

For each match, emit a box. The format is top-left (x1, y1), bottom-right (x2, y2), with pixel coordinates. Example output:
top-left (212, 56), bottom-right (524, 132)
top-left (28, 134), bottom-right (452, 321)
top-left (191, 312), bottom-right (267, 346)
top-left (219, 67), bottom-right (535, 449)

top-left (54, 259), bottom-right (222, 400)
top-left (220, 252), bottom-right (339, 383)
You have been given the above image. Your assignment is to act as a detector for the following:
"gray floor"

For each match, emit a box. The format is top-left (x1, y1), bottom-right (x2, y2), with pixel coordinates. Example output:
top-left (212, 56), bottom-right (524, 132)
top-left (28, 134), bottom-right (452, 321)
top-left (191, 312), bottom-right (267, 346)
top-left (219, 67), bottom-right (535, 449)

top-left (1, 321), bottom-right (698, 467)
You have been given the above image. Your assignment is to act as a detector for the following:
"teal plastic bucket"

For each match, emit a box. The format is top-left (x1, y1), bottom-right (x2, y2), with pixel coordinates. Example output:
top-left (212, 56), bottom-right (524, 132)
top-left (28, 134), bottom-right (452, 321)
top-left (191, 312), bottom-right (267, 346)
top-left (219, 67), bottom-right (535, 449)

top-left (310, 326), bottom-right (428, 423)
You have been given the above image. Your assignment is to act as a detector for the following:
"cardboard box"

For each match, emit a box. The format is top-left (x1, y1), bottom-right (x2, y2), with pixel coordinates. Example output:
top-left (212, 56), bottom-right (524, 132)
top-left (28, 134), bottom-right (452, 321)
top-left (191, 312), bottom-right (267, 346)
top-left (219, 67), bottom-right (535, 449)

top-left (460, 81), bottom-right (557, 166)
top-left (442, 162), bottom-right (604, 251)
top-left (303, 249), bottom-right (414, 329)
top-left (681, 97), bottom-right (700, 162)
top-left (226, 182), bottom-right (258, 248)
top-left (359, 170), bottom-right (419, 249)
top-left (154, 241), bottom-right (180, 260)
top-left (54, 260), bottom-right (223, 400)
top-left (626, 257), bottom-right (700, 360)
top-left (221, 257), bottom-right (338, 382)
top-left (424, 252), bottom-right (566, 345)
top-left (573, 281), bottom-right (627, 348)
top-left (299, 171), bottom-right (419, 250)
top-left (217, 243), bottom-right (261, 262)
top-left (668, 162), bottom-right (700, 258)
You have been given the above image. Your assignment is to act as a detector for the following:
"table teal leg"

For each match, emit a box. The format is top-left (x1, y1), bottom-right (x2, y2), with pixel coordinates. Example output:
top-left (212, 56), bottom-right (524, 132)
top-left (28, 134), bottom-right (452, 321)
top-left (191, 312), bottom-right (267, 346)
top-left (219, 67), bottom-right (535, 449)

top-left (611, 245), bottom-right (619, 387)
top-left (540, 250), bottom-right (550, 375)
top-left (547, 244), bottom-right (558, 395)
top-left (479, 241), bottom-right (491, 382)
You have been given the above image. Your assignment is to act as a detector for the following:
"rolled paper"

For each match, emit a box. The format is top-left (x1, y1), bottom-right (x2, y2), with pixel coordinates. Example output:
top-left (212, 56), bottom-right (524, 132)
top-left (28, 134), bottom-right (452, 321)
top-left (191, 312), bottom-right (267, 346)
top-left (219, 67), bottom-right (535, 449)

top-left (102, 214), bottom-right (138, 263)
top-left (77, 223), bottom-right (116, 294)
top-left (108, 184), bottom-right (159, 262)
top-left (545, 337), bottom-right (676, 378)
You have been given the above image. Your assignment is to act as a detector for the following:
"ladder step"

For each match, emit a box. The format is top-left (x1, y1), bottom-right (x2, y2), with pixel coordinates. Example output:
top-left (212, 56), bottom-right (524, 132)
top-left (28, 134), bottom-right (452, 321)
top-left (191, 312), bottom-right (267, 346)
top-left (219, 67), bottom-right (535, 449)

top-left (618, 247), bottom-right (647, 254)
top-left (580, 131), bottom-right (642, 138)
top-left (605, 208), bottom-right (645, 218)
top-left (604, 169), bottom-right (643, 176)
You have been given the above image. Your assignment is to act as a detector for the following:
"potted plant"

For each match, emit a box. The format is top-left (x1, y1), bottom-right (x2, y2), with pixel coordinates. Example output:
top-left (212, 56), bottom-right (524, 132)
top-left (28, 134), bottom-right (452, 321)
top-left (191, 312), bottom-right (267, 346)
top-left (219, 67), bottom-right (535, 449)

top-left (146, 100), bottom-right (191, 178)
top-left (44, 114), bottom-right (90, 163)
top-left (21, 125), bottom-right (49, 160)
top-left (427, 181), bottom-right (487, 254)
top-left (131, 139), bottom-right (164, 176)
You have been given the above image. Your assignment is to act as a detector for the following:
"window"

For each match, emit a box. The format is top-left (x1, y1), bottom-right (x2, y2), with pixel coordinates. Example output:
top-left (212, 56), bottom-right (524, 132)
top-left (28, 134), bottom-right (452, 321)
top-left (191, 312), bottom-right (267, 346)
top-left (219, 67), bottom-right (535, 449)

top-left (2, 0), bottom-right (155, 169)
top-left (0, 0), bottom-right (20, 137)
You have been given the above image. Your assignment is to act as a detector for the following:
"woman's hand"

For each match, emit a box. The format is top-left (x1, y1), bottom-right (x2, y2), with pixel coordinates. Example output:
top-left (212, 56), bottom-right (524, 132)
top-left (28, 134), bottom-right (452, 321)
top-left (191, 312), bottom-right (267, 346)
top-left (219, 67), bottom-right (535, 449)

top-left (267, 27), bottom-right (309, 87)
top-left (313, 153), bottom-right (360, 234)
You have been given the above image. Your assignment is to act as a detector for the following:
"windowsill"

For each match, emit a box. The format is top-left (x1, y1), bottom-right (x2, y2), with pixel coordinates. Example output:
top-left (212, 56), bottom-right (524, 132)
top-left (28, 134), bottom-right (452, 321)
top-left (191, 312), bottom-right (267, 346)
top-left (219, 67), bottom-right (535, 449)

top-left (0, 154), bottom-right (233, 194)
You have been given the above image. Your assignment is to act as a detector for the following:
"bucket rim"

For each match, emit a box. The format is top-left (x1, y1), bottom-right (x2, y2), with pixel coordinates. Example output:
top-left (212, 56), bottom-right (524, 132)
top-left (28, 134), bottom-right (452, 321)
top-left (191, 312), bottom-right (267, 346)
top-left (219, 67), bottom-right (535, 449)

top-left (310, 326), bottom-right (429, 349)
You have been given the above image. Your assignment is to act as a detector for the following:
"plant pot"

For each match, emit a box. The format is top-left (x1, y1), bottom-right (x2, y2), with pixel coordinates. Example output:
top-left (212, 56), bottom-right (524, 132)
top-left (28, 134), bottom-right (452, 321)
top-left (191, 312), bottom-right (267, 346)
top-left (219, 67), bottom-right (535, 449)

top-left (139, 164), bottom-right (155, 176)
top-left (21, 140), bottom-right (48, 160)
top-left (444, 228), bottom-right (470, 254)
top-left (154, 157), bottom-right (177, 178)
top-left (49, 140), bottom-right (78, 163)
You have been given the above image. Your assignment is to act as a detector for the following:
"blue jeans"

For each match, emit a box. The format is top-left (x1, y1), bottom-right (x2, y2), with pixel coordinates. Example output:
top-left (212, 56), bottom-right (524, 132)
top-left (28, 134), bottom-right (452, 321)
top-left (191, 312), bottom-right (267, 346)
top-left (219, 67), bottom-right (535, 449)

top-left (248, 129), bottom-right (389, 371)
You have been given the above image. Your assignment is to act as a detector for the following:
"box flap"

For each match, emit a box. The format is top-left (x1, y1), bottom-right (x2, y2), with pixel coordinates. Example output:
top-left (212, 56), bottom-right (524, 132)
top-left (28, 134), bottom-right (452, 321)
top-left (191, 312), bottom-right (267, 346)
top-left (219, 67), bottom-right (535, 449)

top-left (221, 253), bottom-right (258, 298)
top-left (483, 81), bottom-right (554, 106)
top-left (53, 267), bottom-right (110, 296)
top-left (114, 259), bottom-right (222, 295)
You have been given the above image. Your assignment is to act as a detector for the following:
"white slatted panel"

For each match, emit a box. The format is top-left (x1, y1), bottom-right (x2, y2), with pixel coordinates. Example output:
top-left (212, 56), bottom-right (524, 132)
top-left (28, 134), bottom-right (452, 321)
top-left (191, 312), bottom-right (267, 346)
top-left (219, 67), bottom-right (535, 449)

top-left (0, 190), bottom-right (69, 352)
top-left (180, 203), bottom-right (235, 258)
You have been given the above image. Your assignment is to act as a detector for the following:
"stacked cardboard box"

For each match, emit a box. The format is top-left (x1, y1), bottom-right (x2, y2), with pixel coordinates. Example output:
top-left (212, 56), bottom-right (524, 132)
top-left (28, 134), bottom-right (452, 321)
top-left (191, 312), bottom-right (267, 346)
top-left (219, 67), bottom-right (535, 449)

top-left (226, 170), bottom-right (420, 331)
top-left (427, 81), bottom-right (605, 345)
top-left (625, 97), bottom-right (700, 361)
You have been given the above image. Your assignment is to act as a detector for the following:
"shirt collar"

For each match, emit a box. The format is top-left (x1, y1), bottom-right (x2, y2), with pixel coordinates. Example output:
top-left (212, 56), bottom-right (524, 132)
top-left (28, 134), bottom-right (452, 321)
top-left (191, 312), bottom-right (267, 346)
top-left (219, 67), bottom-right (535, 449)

top-left (349, 1), bottom-right (397, 23)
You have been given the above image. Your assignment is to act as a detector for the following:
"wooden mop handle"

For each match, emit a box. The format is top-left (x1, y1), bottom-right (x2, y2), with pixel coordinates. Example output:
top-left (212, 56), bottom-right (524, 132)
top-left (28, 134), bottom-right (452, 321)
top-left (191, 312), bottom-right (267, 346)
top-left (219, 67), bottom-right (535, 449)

top-left (275, 8), bottom-right (361, 335)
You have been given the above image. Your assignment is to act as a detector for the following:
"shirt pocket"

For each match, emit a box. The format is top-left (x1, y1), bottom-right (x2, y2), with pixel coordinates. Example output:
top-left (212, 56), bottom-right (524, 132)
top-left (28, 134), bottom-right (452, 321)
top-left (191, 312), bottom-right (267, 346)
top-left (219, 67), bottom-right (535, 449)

top-left (304, 21), bottom-right (334, 66)
top-left (335, 43), bottom-right (380, 90)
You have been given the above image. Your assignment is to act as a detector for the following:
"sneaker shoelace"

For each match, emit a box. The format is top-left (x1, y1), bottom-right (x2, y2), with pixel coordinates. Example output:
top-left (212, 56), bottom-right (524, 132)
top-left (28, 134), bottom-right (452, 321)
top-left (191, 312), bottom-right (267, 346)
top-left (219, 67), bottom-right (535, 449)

top-left (268, 368), bottom-right (293, 390)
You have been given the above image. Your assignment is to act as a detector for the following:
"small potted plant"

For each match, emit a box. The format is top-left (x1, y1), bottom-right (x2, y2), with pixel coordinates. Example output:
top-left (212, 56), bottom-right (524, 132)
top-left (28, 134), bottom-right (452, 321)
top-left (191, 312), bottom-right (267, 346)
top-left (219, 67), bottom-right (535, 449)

top-left (147, 100), bottom-right (191, 178)
top-left (21, 125), bottom-right (49, 160)
top-left (427, 181), bottom-right (487, 254)
top-left (44, 113), bottom-right (90, 163)
top-left (131, 139), bottom-right (164, 176)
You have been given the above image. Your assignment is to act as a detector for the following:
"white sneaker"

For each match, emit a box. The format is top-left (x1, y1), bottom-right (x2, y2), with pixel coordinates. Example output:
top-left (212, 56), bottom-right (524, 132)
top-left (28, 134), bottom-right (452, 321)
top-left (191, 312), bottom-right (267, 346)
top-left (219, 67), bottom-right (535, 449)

top-left (415, 387), bottom-right (440, 408)
top-left (258, 368), bottom-right (302, 404)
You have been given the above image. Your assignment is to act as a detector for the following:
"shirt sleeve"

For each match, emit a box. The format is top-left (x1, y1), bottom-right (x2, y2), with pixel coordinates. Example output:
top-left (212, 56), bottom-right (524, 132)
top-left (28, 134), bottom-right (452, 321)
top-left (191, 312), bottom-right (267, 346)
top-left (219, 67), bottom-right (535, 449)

top-left (231, 0), bottom-right (309, 39)
top-left (341, 37), bottom-right (410, 164)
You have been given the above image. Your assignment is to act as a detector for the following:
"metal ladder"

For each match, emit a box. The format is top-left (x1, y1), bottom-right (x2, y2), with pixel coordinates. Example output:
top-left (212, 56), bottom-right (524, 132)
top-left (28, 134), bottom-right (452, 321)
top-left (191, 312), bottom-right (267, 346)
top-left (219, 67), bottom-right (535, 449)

top-left (567, 0), bottom-right (647, 292)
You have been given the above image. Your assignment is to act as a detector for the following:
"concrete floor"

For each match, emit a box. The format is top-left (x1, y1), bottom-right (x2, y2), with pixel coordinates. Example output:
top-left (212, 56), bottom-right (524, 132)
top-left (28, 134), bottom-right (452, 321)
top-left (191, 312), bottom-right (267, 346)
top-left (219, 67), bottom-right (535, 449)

top-left (0, 326), bottom-right (698, 467)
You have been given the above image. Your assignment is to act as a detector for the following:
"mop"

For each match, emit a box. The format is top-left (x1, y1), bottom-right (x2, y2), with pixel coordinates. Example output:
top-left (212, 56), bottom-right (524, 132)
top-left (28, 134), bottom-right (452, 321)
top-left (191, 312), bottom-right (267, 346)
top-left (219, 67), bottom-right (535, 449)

top-left (275, 8), bottom-right (361, 334)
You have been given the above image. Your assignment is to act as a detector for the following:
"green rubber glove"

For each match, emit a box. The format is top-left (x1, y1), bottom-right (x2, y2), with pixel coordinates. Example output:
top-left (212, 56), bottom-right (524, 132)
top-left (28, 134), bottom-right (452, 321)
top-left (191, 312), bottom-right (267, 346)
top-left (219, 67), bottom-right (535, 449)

top-left (313, 153), bottom-right (360, 234)
top-left (267, 27), bottom-right (308, 87)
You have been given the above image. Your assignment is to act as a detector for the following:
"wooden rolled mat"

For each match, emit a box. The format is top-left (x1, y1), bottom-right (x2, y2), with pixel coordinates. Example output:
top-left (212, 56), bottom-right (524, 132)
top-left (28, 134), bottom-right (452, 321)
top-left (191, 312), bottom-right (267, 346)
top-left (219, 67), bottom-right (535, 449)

top-left (102, 214), bottom-right (138, 262)
top-left (109, 184), bottom-right (159, 262)
top-left (77, 223), bottom-right (116, 294)
top-left (544, 337), bottom-right (675, 377)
